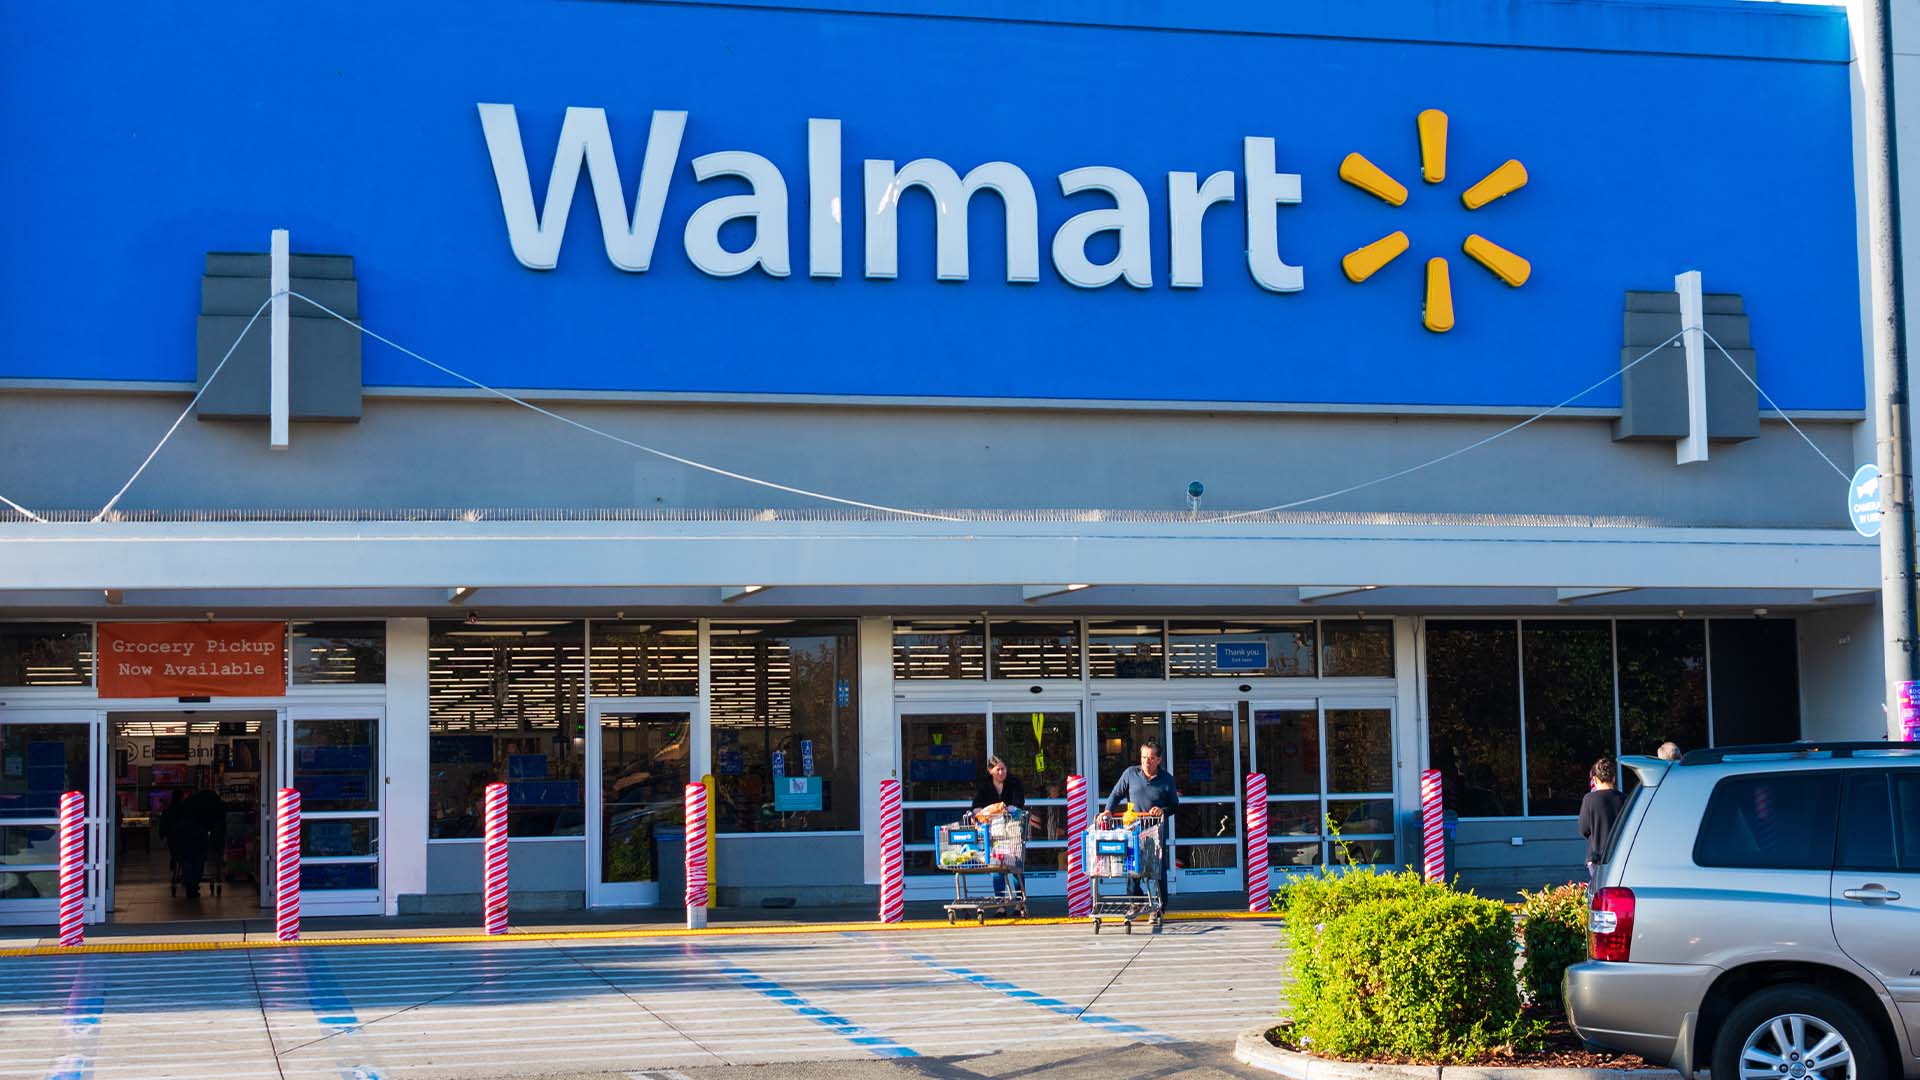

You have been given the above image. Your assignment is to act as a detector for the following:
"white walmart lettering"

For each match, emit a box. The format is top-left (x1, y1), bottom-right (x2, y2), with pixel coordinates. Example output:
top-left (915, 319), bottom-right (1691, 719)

top-left (477, 104), bottom-right (1306, 291)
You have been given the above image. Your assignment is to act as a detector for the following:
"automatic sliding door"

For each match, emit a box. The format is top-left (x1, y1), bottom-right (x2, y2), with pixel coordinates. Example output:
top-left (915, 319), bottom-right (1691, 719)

top-left (287, 708), bottom-right (384, 916)
top-left (588, 705), bottom-right (692, 907)
top-left (899, 706), bottom-right (987, 888)
top-left (1325, 707), bottom-right (1396, 864)
top-left (1253, 705), bottom-right (1323, 870)
top-left (989, 707), bottom-right (1077, 887)
top-left (1171, 706), bottom-right (1239, 889)
top-left (1250, 700), bottom-right (1397, 871)
top-left (0, 712), bottom-right (103, 926)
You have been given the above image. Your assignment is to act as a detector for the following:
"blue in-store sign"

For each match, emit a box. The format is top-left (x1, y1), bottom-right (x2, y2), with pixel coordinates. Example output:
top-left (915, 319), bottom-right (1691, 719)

top-left (801, 739), bottom-right (814, 777)
top-left (836, 680), bottom-right (851, 707)
top-left (771, 750), bottom-right (786, 778)
top-left (1215, 641), bottom-right (1270, 671)
top-left (717, 748), bottom-right (744, 776)
top-left (1849, 463), bottom-right (1884, 538)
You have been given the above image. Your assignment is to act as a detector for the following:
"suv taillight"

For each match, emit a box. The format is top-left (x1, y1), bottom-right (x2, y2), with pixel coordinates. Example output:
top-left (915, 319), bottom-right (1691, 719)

top-left (1589, 886), bottom-right (1636, 962)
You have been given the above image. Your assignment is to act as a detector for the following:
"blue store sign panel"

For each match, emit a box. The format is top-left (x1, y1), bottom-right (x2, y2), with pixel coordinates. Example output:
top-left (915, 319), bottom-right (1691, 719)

top-left (1214, 641), bottom-right (1270, 671)
top-left (0, 1), bottom-right (1861, 410)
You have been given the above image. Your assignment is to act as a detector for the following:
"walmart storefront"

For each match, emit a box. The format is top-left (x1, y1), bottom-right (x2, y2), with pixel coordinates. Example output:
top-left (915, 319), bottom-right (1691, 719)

top-left (0, 0), bottom-right (1890, 922)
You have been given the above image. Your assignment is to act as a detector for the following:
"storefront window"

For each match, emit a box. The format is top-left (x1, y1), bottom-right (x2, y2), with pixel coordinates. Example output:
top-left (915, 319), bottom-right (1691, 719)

top-left (1086, 621), bottom-right (1165, 679)
top-left (290, 621), bottom-right (386, 685)
top-left (710, 620), bottom-right (859, 833)
top-left (1322, 620), bottom-right (1395, 677)
top-left (1708, 618), bottom-right (1801, 745)
top-left (589, 620), bottom-right (698, 697)
top-left (1168, 620), bottom-right (1314, 678)
top-left (1522, 621), bottom-right (1615, 817)
top-left (1617, 619), bottom-right (1707, 765)
top-left (901, 713), bottom-right (985, 804)
top-left (1425, 620), bottom-right (1522, 818)
top-left (892, 620), bottom-right (985, 680)
top-left (987, 620), bottom-right (1079, 680)
top-left (0, 623), bottom-right (93, 687)
top-left (427, 620), bottom-right (586, 839)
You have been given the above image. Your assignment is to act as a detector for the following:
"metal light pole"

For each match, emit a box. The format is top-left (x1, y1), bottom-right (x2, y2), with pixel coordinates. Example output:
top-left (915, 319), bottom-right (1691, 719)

top-left (1861, 0), bottom-right (1920, 738)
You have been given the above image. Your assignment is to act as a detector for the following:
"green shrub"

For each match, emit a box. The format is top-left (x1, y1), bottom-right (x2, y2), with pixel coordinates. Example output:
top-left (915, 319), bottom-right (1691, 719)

top-left (1282, 871), bottom-right (1533, 1061)
top-left (1516, 882), bottom-right (1588, 1010)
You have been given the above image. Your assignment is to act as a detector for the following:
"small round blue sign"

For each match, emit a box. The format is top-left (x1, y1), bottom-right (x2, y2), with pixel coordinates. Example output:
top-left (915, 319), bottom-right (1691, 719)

top-left (1849, 463), bottom-right (1883, 538)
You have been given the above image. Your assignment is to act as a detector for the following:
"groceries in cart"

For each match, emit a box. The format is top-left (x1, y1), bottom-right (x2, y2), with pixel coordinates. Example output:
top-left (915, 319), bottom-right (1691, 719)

top-left (1085, 804), bottom-right (1166, 934)
top-left (939, 807), bottom-right (1029, 922)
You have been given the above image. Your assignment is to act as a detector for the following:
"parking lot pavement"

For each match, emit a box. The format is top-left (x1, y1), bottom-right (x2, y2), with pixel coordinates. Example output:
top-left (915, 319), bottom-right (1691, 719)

top-left (0, 919), bottom-right (1283, 1079)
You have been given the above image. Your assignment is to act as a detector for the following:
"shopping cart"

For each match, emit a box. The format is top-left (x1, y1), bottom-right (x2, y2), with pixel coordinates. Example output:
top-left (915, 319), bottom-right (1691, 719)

top-left (1084, 811), bottom-right (1164, 934)
top-left (938, 808), bottom-right (1028, 924)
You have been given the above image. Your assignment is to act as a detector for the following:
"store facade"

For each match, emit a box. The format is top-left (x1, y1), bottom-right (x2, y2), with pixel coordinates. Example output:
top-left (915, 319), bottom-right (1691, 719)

top-left (0, 0), bottom-right (1896, 921)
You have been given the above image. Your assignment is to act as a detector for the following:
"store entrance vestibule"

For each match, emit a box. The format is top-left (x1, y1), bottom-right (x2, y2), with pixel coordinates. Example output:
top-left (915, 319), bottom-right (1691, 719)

top-left (1, 702), bottom-right (387, 927)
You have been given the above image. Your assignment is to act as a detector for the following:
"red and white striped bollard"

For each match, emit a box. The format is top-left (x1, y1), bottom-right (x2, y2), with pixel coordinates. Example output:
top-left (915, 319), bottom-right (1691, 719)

top-left (1064, 774), bottom-right (1091, 918)
top-left (275, 788), bottom-right (301, 942)
top-left (57, 791), bottom-right (85, 947)
top-left (1420, 769), bottom-right (1445, 884)
top-left (684, 782), bottom-right (709, 929)
top-left (1244, 773), bottom-right (1269, 912)
top-left (483, 781), bottom-right (509, 935)
top-left (878, 778), bottom-right (904, 923)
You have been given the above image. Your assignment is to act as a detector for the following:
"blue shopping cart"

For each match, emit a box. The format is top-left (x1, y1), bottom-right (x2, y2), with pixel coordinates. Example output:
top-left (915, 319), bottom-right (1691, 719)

top-left (1084, 811), bottom-right (1165, 935)
top-left (937, 809), bottom-right (1028, 924)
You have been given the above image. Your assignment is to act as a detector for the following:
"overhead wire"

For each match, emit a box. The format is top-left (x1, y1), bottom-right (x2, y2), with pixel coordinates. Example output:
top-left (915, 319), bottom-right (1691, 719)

top-left (1199, 330), bottom-right (1688, 523)
top-left (285, 291), bottom-right (968, 524)
top-left (51, 299), bottom-right (1861, 528)
top-left (91, 297), bottom-right (274, 523)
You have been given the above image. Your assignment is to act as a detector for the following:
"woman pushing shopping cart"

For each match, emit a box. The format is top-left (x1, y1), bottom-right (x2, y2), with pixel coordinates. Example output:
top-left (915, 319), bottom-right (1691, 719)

top-left (937, 756), bottom-right (1030, 923)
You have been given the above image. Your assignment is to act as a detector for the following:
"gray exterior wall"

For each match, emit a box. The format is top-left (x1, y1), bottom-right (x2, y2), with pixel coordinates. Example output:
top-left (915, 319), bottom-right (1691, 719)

top-left (715, 835), bottom-right (870, 906)
top-left (1452, 818), bottom-right (1586, 900)
top-left (0, 392), bottom-right (1857, 527)
top-left (1798, 603), bottom-right (1888, 740)
top-left (415, 839), bottom-right (586, 913)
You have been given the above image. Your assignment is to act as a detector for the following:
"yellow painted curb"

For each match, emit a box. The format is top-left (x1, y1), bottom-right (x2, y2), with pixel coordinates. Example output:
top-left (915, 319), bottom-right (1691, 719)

top-left (0, 909), bottom-right (1280, 959)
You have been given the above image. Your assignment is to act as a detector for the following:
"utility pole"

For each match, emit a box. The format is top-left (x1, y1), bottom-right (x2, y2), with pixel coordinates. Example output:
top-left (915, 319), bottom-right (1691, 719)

top-left (1862, 0), bottom-right (1920, 739)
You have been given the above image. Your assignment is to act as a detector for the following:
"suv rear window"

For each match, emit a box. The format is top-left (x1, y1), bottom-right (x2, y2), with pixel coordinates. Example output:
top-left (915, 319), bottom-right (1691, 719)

top-left (1694, 772), bottom-right (1839, 870)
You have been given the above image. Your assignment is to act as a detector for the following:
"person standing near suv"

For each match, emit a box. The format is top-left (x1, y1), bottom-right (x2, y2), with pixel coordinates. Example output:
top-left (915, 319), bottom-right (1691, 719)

top-left (1578, 758), bottom-right (1626, 889)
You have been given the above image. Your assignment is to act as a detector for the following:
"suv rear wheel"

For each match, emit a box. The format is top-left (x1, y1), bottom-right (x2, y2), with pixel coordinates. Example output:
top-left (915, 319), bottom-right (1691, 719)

top-left (1711, 986), bottom-right (1887, 1080)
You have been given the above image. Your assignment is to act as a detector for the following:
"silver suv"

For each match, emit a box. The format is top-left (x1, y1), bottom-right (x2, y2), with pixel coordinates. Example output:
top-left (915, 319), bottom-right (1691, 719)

top-left (1564, 742), bottom-right (1920, 1080)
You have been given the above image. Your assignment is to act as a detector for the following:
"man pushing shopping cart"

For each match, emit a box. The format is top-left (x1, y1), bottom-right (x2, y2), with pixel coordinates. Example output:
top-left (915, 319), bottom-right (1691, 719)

top-left (1105, 740), bottom-right (1179, 898)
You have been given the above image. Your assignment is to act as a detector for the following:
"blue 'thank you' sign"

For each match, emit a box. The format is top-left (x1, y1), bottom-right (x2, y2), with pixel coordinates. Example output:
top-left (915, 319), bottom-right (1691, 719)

top-left (1214, 641), bottom-right (1270, 671)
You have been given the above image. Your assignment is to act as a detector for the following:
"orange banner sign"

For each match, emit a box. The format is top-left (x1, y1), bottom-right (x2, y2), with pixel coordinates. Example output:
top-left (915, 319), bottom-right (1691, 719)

top-left (98, 622), bottom-right (287, 699)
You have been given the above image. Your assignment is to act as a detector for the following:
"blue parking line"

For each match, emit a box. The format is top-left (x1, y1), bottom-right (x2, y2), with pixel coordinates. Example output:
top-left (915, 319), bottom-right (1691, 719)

top-left (289, 952), bottom-right (385, 1080)
top-left (689, 947), bottom-right (916, 1058)
top-left (876, 940), bottom-right (1176, 1044)
top-left (45, 973), bottom-right (103, 1080)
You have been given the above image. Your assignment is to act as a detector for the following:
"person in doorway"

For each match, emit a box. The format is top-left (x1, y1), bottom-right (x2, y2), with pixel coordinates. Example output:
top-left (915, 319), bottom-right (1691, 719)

top-left (1578, 758), bottom-right (1627, 891)
top-left (1105, 740), bottom-right (1179, 902)
top-left (972, 756), bottom-right (1027, 897)
top-left (1657, 741), bottom-right (1682, 762)
top-left (164, 787), bottom-right (210, 898)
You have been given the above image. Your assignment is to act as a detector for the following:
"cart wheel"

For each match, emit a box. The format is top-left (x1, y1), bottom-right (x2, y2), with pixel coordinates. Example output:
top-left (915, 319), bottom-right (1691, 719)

top-left (1018, 904), bottom-right (1028, 919)
top-left (948, 911), bottom-right (956, 925)
top-left (976, 910), bottom-right (986, 925)
top-left (1092, 918), bottom-right (1102, 935)
top-left (1124, 920), bottom-right (1133, 935)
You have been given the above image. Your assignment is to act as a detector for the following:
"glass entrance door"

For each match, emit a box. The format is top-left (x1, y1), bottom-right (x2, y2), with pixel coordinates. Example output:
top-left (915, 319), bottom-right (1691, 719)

top-left (0, 710), bottom-right (106, 927)
top-left (587, 703), bottom-right (692, 907)
top-left (1249, 699), bottom-right (1397, 873)
top-left (898, 702), bottom-right (1080, 896)
top-left (1171, 705), bottom-right (1241, 887)
top-left (284, 706), bottom-right (385, 916)
top-left (1094, 704), bottom-right (1243, 893)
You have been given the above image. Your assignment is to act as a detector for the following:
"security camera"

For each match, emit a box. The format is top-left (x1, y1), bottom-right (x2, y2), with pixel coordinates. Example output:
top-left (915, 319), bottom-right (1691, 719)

top-left (1186, 481), bottom-right (1205, 512)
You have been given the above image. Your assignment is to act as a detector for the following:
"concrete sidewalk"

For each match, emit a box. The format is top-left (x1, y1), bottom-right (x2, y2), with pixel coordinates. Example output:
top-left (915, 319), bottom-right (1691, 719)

top-left (0, 894), bottom-right (1277, 951)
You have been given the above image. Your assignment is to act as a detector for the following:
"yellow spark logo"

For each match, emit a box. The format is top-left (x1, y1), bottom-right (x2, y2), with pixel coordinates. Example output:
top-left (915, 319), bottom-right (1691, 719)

top-left (1339, 109), bottom-right (1530, 333)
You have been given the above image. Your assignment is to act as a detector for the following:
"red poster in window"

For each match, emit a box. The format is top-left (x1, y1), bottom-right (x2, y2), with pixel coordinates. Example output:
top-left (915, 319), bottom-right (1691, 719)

top-left (97, 622), bottom-right (286, 699)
